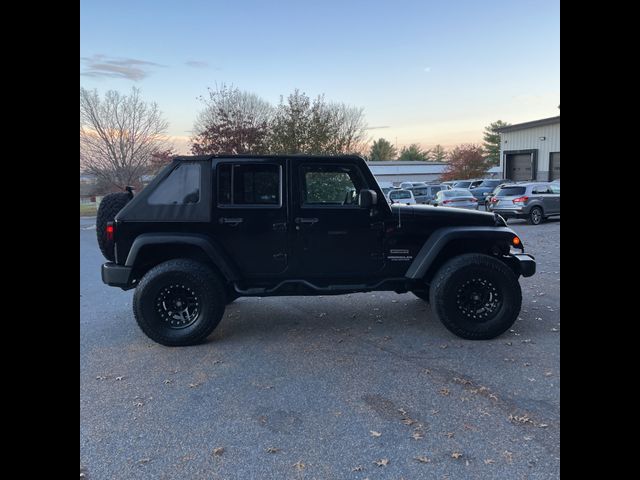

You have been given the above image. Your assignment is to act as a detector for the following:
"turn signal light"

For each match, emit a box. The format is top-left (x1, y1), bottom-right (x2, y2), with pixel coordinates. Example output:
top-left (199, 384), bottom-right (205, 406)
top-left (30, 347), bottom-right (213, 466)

top-left (512, 236), bottom-right (521, 246)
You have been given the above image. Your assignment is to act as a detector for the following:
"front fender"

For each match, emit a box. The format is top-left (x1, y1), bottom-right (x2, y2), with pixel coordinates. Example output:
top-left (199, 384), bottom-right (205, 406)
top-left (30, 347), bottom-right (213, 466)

top-left (405, 226), bottom-right (521, 280)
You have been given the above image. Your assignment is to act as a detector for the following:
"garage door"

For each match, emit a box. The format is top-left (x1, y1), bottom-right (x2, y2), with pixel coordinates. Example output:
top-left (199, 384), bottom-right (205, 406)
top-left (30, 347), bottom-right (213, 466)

top-left (550, 152), bottom-right (560, 180)
top-left (508, 154), bottom-right (532, 181)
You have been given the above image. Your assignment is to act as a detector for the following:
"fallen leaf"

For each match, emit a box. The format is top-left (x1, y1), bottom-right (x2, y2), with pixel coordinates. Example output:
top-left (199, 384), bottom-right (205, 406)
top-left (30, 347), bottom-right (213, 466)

top-left (509, 414), bottom-right (534, 425)
top-left (414, 456), bottom-right (431, 463)
top-left (95, 375), bottom-right (107, 380)
top-left (439, 388), bottom-right (450, 396)
top-left (164, 379), bottom-right (172, 384)
top-left (397, 408), bottom-right (408, 416)
top-left (374, 458), bottom-right (389, 467)
top-left (134, 402), bottom-right (144, 407)
top-left (351, 465), bottom-right (363, 471)
top-left (411, 432), bottom-right (424, 440)
top-left (265, 447), bottom-right (280, 453)
top-left (370, 430), bottom-right (382, 437)
top-left (544, 371), bottom-right (553, 377)
top-left (115, 376), bottom-right (124, 381)
top-left (451, 452), bottom-right (463, 459)
top-left (292, 460), bottom-right (305, 470)
top-left (137, 458), bottom-right (150, 464)
top-left (489, 393), bottom-right (498, 401)
top-left (189, 383), bottom-right (200, 388)
top-left (484, 459), bottom-right (495, 465)
top-left (212, 447), bottom-right (224, 456)
top-left (503, 451), bottom-right (513, 462)
top-left (402, 418), bottom-right (416, 426)
top-left (445, 432), bottom-right (454, 438)
top-left (538, 423), bottom-right (549, 428)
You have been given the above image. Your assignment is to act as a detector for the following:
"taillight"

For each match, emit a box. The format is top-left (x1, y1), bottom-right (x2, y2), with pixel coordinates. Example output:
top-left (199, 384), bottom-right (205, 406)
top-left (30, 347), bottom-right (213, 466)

top-left (443, 200), bottom-right (451, 204)
top-left (106, 222), bottom-right (114, 242)
top-left (490, 197), bottom-right (499, 203)
top-left (470, 198), bottom-right (478, 203)
top-left (513, 196), bottom-right (529, 203)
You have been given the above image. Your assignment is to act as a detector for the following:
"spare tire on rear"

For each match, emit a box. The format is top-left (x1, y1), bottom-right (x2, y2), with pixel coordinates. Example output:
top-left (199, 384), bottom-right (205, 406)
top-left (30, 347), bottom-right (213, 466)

top-left (96, 192), bottom-right (131, 261)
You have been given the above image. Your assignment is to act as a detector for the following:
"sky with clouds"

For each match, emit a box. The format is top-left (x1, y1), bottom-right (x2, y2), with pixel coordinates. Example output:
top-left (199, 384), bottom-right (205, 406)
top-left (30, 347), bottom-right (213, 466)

top-left (80, 0), bottom-right (559, 154)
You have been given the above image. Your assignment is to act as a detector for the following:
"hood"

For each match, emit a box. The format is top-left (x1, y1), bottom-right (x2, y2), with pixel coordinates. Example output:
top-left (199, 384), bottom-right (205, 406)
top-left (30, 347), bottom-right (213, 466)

top-left (391, 203), bottom-right (502, 227)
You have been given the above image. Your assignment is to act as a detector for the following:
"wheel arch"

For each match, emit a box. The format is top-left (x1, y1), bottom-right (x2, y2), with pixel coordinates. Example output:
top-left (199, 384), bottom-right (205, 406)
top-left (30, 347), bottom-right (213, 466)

top-left (125, 233), bottom-right (240, 283)
top-left (405, 227), bottom-right (520, 283)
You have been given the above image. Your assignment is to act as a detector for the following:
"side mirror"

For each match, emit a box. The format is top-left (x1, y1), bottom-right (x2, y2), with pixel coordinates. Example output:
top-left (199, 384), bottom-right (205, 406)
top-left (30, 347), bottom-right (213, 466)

top-left (359, 189), bottom-right (378, 208)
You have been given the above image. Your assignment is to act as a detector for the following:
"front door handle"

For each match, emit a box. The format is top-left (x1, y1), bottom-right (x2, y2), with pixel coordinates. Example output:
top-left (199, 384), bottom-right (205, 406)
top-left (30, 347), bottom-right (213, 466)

top-left (219, 217), bottom-right (243, 226)
top-left (295, 217), bottom-right (319, 225)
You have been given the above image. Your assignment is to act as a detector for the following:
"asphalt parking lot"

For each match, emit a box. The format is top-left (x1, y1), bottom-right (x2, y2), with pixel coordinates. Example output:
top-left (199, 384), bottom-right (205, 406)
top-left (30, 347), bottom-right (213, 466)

top-left (80, 215), bottom-right (559, 480)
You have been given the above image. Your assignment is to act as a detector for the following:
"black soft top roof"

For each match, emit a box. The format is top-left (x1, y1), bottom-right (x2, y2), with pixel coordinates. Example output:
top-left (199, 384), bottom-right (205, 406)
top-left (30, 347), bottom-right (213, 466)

top-left (173, 154), bottom-right (366, 162)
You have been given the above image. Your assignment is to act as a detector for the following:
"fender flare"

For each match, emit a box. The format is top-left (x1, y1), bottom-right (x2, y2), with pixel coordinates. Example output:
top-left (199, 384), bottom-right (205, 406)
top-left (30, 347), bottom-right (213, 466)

top-left (124, 233), bottom-right (240, 282)
top-left (404, 226), bottom-right (520, 280)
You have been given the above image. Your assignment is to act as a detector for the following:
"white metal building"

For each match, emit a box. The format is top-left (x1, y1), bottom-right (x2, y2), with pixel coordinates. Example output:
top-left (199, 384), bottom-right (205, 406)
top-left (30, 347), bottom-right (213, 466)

top-left (367, 161), bottom-right (448, 186)
top-left (497, 116), bottom-right (560, 181)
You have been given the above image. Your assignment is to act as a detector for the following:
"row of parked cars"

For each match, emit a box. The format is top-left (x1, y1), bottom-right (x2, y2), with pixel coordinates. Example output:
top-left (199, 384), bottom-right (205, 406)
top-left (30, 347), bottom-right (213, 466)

top-left (380, 178), bottom-right (560, 225)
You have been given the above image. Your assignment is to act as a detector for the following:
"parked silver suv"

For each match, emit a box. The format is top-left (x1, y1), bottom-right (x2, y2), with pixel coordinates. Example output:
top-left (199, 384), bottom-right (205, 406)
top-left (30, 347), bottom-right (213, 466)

top-left (487, 182), bottom-right (560, 225)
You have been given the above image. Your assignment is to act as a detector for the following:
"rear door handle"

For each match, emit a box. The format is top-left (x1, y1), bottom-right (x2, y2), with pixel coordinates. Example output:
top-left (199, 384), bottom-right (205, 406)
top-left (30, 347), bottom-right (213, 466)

top-left (295, 217), bottom-right (319, 225)
top-left (219, 217), bottom-right (243, 226)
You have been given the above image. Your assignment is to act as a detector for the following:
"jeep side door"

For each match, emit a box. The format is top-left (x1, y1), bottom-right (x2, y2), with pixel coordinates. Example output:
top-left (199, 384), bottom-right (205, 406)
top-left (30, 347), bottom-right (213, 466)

top-left (290, 160), bottom-right (385, 278)
top-left (211, 159), bottom-right (289, 276)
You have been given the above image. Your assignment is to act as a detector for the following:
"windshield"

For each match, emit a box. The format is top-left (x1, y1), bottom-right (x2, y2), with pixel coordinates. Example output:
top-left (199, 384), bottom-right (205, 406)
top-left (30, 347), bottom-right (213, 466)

top-left (495, 186), bottom-right (526, 197)
top-left (390, 190), bottom-right (411, 199)
top-left (453, 181), bottom-right (472, 188)
top-left (479, 180), bottom-right (501, 188)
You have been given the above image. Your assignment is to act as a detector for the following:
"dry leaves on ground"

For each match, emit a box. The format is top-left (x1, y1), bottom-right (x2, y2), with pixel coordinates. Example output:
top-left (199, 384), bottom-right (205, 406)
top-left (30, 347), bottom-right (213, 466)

top-left (414, 456), bottom-right (431, 463)
top-left (369, 430), bottom-right (382, 437)
top-left (265, 447), bottom-right (281, 453)
top-left (451, 452), bottom-right (463, 459)
top-left (212, 447), bottom-right (225, 456)
top-left (293, 461), bottom-right (305, 471)
top-left (374, 458), bottom-right (389, 467)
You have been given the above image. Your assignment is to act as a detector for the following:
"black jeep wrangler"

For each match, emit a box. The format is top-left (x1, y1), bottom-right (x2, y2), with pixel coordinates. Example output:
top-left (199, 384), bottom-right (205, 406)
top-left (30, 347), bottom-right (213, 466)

top-left (98, 155), bottom-right (535, 346)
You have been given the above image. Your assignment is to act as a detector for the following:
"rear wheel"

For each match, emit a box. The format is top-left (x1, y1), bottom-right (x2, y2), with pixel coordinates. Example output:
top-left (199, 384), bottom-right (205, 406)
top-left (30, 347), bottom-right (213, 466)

top-left (429, 253), bottom-right (522, 340)
top-left (133, 259), bottom-right (226, 346)
top-left (528, 206), bottom-right (543, 225)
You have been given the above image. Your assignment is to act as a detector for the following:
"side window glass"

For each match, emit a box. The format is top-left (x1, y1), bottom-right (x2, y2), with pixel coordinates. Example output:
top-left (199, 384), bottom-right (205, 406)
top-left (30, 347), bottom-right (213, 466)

top-left (217, 163), bottom-right (280, 206)
top-left (301, 165), bottom-right (363, 206)
top-left (148, 163), bottom-right (201, 205)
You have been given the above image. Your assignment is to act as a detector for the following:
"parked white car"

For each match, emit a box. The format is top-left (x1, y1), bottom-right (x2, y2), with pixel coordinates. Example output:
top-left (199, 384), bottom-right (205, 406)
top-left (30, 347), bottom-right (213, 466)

top-left (388, 189), bottom-right (416, 205)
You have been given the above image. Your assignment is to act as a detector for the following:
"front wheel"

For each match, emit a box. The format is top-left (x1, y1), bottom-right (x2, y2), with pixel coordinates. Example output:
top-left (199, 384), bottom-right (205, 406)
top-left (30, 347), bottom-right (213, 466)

top-left (133, 259), bottom-right (226, 346)
top-left (429, 253), bottom-right (522, 340)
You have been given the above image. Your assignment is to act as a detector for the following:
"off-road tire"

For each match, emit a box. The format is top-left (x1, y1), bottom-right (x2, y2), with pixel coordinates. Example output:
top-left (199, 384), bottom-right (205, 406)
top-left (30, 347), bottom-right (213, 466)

top-left (133, 259), bottom-right (226, 346)
top-left (96, 192), bottom-right (131, 261)
top-left (528, 206), bottom-right (543, 225)
top-left (429, 253), bottom-right (522, 340)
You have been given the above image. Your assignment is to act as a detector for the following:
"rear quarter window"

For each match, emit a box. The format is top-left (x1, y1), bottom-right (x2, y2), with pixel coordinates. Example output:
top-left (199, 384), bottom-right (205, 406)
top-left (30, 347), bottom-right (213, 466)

top-left (147, 163), bottom-right (201, 205)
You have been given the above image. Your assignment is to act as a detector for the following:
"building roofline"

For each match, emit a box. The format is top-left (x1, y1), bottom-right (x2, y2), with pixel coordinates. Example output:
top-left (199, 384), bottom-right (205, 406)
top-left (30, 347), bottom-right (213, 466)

top-left (497, 116), bottom-right (560, 133)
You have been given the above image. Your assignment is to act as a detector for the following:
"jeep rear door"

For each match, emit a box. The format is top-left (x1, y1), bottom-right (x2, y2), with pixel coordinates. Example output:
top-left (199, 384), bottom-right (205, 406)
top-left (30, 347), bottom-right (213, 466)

top-left (290, 160), bottom-right (385, 278)
top-left (212, 159), bottom-right (289, 276)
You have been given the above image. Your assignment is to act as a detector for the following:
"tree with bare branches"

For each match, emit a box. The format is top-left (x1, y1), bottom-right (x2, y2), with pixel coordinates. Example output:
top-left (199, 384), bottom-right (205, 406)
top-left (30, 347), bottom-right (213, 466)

top-left (80, 87), bottom-right (170, 190)
top-left (191, 84), bottom-right (273, 155)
